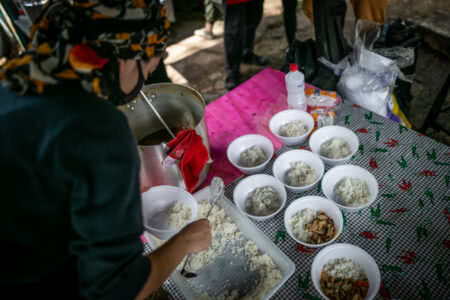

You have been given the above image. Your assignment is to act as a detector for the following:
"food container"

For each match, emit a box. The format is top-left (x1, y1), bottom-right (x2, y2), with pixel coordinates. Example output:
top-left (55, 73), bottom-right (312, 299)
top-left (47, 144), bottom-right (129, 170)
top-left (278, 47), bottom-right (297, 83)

top-left (309, 125), bottom-right (359, 166)
top-left (321, 165), bottom-right (379, 213)
top-left (269, 109), bottom-right (314, 146)
top-left (284, 196), bottom-right (343, 248)
top-left (233, 174), bottom-right (287, 221)
top-left (145, 185), bottom-right (295, 300)
top-left (272, 149), bottom-right (324, 193)
top-left (311, 243), bottom-right (381, 300)
top-left (142, 185), bottom-right (198, 240)
top-left (227, 134), bottom-right (274, 174)
top-left (118, 83), bottom-right (210, 190)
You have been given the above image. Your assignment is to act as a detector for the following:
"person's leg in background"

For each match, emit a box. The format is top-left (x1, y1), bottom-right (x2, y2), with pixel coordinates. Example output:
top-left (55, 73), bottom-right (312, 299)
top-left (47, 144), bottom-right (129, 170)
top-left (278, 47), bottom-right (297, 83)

top-left (224, 2), bottom-right (246, 90)
top-left (302, 0), bottom-right (314, 24)
top-left (242, 0), bottom-right (269, 66)
top-left (350, 0), bottom-right (389, 24)
top-left (194, 0), bottom-right (221, 39)
top-left (282, 0), bottom-right (298, 45)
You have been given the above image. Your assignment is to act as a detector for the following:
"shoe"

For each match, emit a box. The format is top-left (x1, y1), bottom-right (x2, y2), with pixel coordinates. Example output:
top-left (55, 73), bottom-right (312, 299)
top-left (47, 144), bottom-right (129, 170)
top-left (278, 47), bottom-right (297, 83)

top-left (225, 73), bottom-right (240, 91)
top-left (194, 28), bottom-right (214, 39)
top-left (242, 53), bottom-right (270, 66)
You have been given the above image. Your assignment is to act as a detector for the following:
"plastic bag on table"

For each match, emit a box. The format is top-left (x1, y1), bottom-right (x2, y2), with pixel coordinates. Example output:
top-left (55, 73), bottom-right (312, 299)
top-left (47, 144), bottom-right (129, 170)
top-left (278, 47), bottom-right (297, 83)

top-left (305, 88), bottom-right (342, 129)
top-left (337, 20), bottom-right (399, 118)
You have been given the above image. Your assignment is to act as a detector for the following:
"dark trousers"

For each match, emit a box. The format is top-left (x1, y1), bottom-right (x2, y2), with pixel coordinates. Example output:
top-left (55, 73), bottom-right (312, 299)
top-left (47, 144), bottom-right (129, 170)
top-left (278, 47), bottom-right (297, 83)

top-left (224, 0), bottom-right (264, 77)
top-left (282, 0), bottom-right (297, 45)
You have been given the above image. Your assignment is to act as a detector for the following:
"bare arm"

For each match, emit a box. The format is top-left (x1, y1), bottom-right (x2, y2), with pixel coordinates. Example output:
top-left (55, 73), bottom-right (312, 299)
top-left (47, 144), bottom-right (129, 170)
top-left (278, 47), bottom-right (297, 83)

top-left (135, 219), bottom-right (212, 300)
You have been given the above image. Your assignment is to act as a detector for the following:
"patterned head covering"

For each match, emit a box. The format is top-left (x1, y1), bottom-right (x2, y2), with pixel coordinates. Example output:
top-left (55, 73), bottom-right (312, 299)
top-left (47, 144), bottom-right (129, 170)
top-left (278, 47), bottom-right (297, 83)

top-left (0, 0), bottom-right (170, 99)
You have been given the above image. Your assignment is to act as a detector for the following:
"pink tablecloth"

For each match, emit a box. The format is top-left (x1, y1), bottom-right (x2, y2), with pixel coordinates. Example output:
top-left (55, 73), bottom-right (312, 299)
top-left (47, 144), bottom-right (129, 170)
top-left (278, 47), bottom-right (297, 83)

top-left (203, 68), bottom-right (314, 187)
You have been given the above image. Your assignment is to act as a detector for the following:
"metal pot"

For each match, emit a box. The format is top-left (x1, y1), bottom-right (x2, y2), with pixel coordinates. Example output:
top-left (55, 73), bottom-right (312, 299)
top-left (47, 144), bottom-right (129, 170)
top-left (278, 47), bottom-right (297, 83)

top-left (118, 83), bottom-right (210, 190)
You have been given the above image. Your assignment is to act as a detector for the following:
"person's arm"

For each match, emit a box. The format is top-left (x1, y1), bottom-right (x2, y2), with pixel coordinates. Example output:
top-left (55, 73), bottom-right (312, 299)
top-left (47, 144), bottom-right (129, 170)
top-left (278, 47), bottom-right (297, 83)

top-left (136, 219), bottom-right (211, 299)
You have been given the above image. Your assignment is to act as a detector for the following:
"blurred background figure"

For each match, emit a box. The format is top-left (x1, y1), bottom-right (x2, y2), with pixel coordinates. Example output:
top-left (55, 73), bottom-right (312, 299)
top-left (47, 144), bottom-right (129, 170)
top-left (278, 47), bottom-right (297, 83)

top-left (194, 0), bottom-right (224, 39)
top-left (302, 0), bottom-right (389, 24)
top-left (224, 0), bottom-right (269, 90)
top-left (282, 0), bottom-right (298, 45)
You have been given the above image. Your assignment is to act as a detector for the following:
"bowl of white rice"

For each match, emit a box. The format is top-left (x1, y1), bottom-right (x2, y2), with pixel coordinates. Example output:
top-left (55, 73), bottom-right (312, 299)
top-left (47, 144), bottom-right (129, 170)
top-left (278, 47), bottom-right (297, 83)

top-left (269, 110), bottom-right (314, 146)
top-left (227, 134), bottom-right (274, 174)
top-left (142, 185), bottom-right (198, 240)
top-left (284, 196), bottom-right (343, 248)
top-left (272, 149), bottom-right (324, 193)
top-left (309, 126), bottom-right (359, 166)
top-left (321, 165), bottom-right (379, 212)
top-left (311, 243), bottom-right (381, 300)
top-left (233, 174), bottom-right (287, 221)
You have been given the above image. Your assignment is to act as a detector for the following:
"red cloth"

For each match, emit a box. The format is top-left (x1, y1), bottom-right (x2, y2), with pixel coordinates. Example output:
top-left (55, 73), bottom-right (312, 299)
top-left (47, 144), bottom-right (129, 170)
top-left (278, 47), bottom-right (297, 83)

top-left (167, 129), bottom-right (209, 193)
top-left (226, 0), bottom-right (252, 5)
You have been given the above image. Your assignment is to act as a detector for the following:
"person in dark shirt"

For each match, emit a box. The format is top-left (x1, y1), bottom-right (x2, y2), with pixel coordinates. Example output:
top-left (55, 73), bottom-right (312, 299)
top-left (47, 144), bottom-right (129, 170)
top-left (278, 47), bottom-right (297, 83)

top-left (0, 1), bottom-right (211, 299)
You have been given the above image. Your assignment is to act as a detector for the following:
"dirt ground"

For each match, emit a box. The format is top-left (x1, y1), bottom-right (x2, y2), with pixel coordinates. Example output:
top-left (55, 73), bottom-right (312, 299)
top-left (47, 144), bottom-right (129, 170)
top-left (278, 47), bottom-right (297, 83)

top-left (164, 0), bottom-right (450, 146)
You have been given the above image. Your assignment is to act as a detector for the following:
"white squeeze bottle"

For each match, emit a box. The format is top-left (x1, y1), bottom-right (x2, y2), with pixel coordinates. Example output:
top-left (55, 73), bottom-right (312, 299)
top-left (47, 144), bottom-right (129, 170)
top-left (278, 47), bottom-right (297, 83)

top-left (285, 63), bottom-right (306, 111)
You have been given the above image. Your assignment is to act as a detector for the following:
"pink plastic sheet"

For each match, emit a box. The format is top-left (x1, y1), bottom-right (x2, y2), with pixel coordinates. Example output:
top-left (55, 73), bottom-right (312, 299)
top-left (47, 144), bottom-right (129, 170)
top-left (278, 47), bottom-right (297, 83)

top-left (203, 68), bottom-right (313, 187)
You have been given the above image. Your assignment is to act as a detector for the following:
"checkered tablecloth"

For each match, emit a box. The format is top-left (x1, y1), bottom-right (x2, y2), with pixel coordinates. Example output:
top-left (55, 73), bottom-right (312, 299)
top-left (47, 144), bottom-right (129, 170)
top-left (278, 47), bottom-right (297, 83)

top-left (145, 72), bottom-right (450, 300)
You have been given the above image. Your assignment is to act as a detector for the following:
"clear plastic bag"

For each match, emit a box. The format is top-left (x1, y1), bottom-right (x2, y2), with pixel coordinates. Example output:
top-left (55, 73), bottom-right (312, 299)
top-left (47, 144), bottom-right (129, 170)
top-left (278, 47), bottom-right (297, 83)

top-left (337, 20), bottom-right (399, 118)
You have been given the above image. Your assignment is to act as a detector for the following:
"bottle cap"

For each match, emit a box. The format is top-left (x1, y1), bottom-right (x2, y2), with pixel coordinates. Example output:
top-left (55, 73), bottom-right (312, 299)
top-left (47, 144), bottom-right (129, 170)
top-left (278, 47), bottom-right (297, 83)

top-left (289, 64), bottom-right (298, 72)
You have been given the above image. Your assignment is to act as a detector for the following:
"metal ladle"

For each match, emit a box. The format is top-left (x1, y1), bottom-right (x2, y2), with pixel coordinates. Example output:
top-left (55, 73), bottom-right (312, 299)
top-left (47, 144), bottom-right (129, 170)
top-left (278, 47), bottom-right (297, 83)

top-left (180, 177), bottom-right (225, 278)
top-left (139, 90), bottom-right (175, 139)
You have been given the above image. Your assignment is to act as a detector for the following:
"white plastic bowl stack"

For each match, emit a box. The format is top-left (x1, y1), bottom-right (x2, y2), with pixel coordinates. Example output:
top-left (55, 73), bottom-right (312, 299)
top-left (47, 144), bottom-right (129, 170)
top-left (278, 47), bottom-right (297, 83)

top-left (284, 196), bottom-right (343, 248)
top-left (309, 125), bottom-right (359, 166)
top-left (311, 243), bottom-right (381, 300)
top-left (269, 110), bottom-right (314, 146)
top-left (142, 185), bottom-right (198, 240)
top-left (321, 165), bottom-right (379, 213)
top-left (233, 174), bottom-right (287, 221)
top-left (227, 134), bottom-right (274, 174)
top-left (272, 149), bottom-right (325, 193)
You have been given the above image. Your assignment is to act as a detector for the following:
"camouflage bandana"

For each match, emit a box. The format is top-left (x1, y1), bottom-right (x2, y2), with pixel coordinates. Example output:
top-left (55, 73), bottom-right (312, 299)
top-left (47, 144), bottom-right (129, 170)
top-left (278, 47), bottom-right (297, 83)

top-left (0, 0), bottom-right (170, 100)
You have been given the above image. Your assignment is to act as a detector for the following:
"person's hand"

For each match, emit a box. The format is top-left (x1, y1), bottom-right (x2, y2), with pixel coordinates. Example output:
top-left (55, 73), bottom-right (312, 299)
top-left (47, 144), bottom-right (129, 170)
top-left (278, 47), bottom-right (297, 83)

top-left (174, 218), bottom-right (212, 254)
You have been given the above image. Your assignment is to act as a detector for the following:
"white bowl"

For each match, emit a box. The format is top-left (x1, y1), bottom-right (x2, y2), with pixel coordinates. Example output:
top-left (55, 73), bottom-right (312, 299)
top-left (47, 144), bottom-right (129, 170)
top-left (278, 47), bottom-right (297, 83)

top-left (227, 134), bottom-right (274, 175)
top-left (233, 174), bottom-right (287, 221)
top-left (272, 150), bottom-right (324, 193)
top-left (284, 196), bottom-right (343, 248)
top-left (269, 110), bottom-right (314, 146)
top-left (142, 185), bottom-right (198, 240)
top-left (311, 243), bottom-right (381, 300)
top-left (321, 165), bottom-right (379, 213)
top-left (309, 126), bottom-right (359, 166)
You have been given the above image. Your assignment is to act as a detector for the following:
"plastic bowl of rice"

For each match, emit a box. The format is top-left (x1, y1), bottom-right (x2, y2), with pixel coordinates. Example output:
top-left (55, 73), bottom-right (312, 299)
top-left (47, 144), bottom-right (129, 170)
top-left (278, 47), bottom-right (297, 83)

top-left (141, 186), bottom-right (198, 240)
top-left (269, 110), bottom-right (314, 146)
top-left (284, 196), bottom-right (343, 248)
top-left (311, 243), bottom-right (381, 300)
top-left (321, 165), bottom-right (379, 212)
top-left (309, 126), bottom-right (359, 166)
top-left (272, 149), bottom-right (324, 193)
top-left (227, 134), bottom-right (274, 175)
top-left (233, 174), bottom-right (287, 221)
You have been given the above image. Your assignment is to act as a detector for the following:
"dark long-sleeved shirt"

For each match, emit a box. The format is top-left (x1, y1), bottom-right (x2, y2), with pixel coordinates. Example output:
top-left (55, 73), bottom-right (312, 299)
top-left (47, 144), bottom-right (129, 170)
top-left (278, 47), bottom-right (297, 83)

top-left (0, 82), bottom-right (150, 299)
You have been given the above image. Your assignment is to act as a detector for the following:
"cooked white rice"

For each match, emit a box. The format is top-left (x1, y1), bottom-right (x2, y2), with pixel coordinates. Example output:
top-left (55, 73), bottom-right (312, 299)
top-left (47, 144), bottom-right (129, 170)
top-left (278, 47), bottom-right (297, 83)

top-left (320, 138), bottom-right (352, 159)
top-left (285, 161), bottom-right (317, 187)
top-left (239, 145), bottom-right (267, 167)
top-left (279, 120), bottom-right (308, 137)
top-left (334, 177), bottom-right (370, 207)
